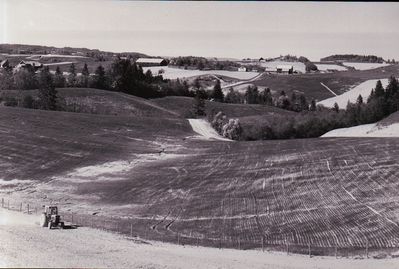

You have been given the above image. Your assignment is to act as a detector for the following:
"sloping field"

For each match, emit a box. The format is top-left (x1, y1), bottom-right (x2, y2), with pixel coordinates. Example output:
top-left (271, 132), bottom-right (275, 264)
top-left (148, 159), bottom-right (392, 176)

top-left (2, 107), bottom-right (399, 256)
top-left (2, 209), bottom-right (398, 269)
top-left (261, 61), bottom-right (306, 73)
top-left (322, 111), bottom-right (399, 137)
top-left (1, 88), bottom-right (180, 117)
top-left (317, 79), bottom-right (389, 108)
top-left (315, 64), bottom-right (348, 72)
top-left (322, 123), bottom-right (399, 138)
top-left (151, 96), bottom-right (294, 118)
top-left (343, 62), bottom-right (391, 71)
top-left (253, 64), bottom-right (399, 101)
top-left (143, 66), bottom-right (259, 80)
top-left (0, 106), bottom-right (192, 183)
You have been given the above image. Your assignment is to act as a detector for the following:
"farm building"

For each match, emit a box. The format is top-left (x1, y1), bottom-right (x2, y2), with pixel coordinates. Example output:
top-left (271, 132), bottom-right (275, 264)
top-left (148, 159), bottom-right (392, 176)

top-left (136, 58), bottom-right (168, 67)
top-left (276, 65), bottom-right (293, 74)
top-left (238, 66), bottom-right (247, 72)
top-left (14, 60), bottom-right (43, 72)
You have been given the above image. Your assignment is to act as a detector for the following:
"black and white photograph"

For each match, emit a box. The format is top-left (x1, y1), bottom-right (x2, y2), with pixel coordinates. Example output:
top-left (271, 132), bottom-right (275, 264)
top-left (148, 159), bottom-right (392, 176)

top-left (1, 1), bottom-right (399, 268)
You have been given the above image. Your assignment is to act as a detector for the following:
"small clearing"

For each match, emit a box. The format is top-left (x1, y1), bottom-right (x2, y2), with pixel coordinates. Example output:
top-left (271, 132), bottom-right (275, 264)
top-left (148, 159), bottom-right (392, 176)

top-left (188, 119), bottom-right (231, 141)
top-left (317, 78), bottom-right (389, 108)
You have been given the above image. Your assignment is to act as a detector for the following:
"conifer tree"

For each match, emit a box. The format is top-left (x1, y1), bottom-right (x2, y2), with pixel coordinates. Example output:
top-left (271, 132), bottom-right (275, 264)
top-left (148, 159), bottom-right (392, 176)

top-left (37, 66), bottom-right (57, 110)
top-left (212, 80), bottom-right (224, 102)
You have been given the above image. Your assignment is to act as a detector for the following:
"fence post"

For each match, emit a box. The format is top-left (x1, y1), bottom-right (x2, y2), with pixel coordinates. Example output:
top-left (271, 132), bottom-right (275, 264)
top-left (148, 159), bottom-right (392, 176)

top-left (262, 237), bottom-right (264, 252)
top-left (27, 204), bottom-right (30, 214)
top-left (335, 244), bottom-right (337, 259)
top-left (7, 200), bottom-right (9, 210)
top-left (366, 240), bottom-right (369, 258)
top-left (197, 236), bottom-right (199, 247)
top-left (308, 243), bottom-right (311, 258)
top-left (219, 236), bottom-right (222, 249)
top-left (1, 198), bottom-right (3, 208)
top-left (177, 233), bottom-right (180, 245)
top-left (20, 203), bottom-right (22, 212)
top-left (238, 237), bottom-right (241, 250)
top-left (71, 213), bottom-right (74, 224)
top-left (286, 242), bottom-right (289, 255)
top-left (130, 223), bottom-right (133, 237)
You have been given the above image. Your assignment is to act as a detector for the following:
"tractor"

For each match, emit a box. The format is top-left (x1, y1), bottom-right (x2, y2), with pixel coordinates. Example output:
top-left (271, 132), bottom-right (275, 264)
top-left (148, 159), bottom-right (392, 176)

top-left (40, 206), bottom-right (65, 229)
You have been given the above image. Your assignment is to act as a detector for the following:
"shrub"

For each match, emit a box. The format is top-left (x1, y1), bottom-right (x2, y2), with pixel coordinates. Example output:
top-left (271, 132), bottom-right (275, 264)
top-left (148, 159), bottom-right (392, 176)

top-left (22, 95), bottom-right (35, 109)
top-left (222, 118), bottom-right (242, 140)
top-left (4, 96), bottom-right (18, 107)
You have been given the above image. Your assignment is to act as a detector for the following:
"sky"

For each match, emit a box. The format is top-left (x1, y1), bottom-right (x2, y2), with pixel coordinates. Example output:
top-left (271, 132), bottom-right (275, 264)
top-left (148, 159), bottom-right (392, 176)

top-left (1, 0), bottom-right (399, 61)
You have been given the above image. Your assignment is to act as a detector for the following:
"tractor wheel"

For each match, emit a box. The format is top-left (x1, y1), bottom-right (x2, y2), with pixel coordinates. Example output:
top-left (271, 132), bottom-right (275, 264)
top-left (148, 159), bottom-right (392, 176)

top-left (60, 222), bottom-right (65, 229)
top-left (48, 222), bottom-right (52, 229)
top-left (39, 214), bottom-right (48, 227)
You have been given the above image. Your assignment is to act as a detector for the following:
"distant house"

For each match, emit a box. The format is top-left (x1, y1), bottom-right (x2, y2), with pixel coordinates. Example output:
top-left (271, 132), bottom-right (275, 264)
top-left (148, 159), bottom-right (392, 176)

top-left (136, 58), bottom-right (168, 67)
top-left (276, 65), bottom-right (293, 74)
top-left (14, 60), bottom-right (43, 72)
top-left (238, 66), bottom-right (247, 72)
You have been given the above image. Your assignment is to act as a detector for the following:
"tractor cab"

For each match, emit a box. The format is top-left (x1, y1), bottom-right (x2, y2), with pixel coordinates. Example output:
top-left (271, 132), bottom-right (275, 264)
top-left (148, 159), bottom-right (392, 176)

top-left (40, 205), bottom-right (64, 229)
top-left (44, 206), bottom-right (58, 216)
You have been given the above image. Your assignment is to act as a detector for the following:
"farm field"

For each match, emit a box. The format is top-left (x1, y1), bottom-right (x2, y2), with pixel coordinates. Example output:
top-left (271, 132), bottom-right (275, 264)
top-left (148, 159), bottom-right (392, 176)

top-left (143, 66), bottom-right (259, 80)
top-left (322, 111), bottom-right (399, 138)
top-left (317, 79), bottom-right (389, 108)
top-left (151, 96), bottom-right (294, 119)
top-left (343, 62), bottom-right (391, 71)
top-left (315, 64), bottom-right (348, 72)
top-left (260, 61), bottom-right (306, 73)
top-left (253, 64), bottom-right (399, 101)
top-left (0, 53), bottom-right (113, 74)
top-left (2, 105), bottom-right (399, 256)
top-left (3, 209), bottom-right (398, 269)
top-left (0, 88), bottom-right (182, 117)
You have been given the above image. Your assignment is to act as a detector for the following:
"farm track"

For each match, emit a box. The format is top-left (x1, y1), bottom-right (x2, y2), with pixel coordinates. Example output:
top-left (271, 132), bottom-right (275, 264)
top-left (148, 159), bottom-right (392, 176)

top-left (2, 107), bottom-right (399, 252)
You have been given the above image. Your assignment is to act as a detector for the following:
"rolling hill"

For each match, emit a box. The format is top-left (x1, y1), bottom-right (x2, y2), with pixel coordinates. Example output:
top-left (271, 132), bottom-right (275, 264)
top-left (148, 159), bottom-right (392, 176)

top-left (322, 111), bottom-right (399, 137)
top-left (253, 64), bottom-right (399, 101)
top-left (1, 101), bottom-right (399, 256)
top-left (151, 96), bottom-right (294, 118)
top-left (1, 88), bottom-right (181, 118)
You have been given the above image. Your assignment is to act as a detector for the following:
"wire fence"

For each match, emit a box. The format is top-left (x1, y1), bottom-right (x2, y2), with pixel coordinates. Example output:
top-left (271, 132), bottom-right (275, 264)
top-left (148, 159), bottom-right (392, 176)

top-left (2, 197), bottom-right (398, 259)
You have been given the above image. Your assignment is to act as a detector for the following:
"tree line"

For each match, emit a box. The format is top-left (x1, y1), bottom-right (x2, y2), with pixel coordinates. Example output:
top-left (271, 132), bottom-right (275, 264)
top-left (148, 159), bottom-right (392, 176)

top-left (0, 58), bottom-right (194, 110)
top-left (205, 77), bottom-right (399, 140)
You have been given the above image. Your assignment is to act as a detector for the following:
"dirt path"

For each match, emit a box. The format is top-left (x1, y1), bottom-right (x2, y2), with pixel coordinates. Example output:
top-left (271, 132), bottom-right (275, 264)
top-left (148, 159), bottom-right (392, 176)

top-left (0, 209), bottom-right (398, 268)
top-left (221, 72), bottom-right (264, 89)
top-left (320, 82), bottom-right (338, 96)
top-left (187, 119), bottom-right (231, 141)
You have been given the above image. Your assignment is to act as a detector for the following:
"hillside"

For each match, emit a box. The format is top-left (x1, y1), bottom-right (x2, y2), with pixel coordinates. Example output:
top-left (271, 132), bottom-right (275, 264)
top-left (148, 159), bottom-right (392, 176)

top-left (322, 111), bottom-right (399, 137)
top-left (0, 106), bottom-right (192, 183)
top-left (0, 43), bottom-right (147, 59)
top-left (1, 105), bottom-right (399, 256)
top-left (1, 88), bottom-right (181, 118)
top-left (151, 96), bottom-right (294, 118)
top-left (2, 208), bottom-right (398, 269)
top-left (320, 54), bottom-right (385, 63)
top-left (317, 79), bottom-right (389, 108)
top-left (0, 44), bottom-right (147, 73)
top-left (253, 64), bottom-right (399, 101)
